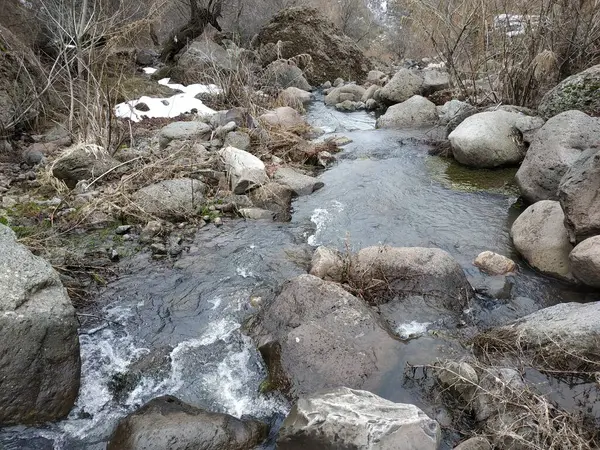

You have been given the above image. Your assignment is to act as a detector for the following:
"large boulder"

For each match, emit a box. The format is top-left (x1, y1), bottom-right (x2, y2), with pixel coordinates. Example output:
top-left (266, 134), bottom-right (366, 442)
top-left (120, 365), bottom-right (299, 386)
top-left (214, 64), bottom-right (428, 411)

top-left (255, 7), bottom-right (371, 85)
top-left (558, 149), bottom-right (600, 242)
top-left (0, 225), bottom-right (80, 425)
top-left (570, 236), bottom-right (600, 288)
top-left (249, 182), bottom-right (294, 222)
top-left (259, 106), bottom-right (307, 130)
top-left (278, 388), bottom-right (441, 450)
top-left (177, 37), bottom-right (235, 82)
top-left (159, 121), bottom-right (212, 149)
top-left (52, 144), bottom-right (119, 189)
top-left (449, 111), bottom-right (542, 168)
top-left (107, 395), bottom-right (266, 450)
top-left (252, 275), bottom-right (403, 398)
top-left (516, 111), bottom-right (600, 203)
top-left (278, 87), bottom-right (312, 109)
top-left (348, 246), bottom-right (473, 309)
top-left (0, 25), bottom-right (46, 132)
top-left (422, 69), bottom-right (450, 95)
top-left (324, 84), bottom-right (366, 106)
top-left (132, 178), bottom-right (206, 220)
top-left (511, 200), bottom-right (574, 281)
top-left (264, 60), bottom-right (311, 91)
top-left (220, 146), bottom-right (268, 194)
top-left (538, 64), bottom-right (600, 118)
top-left (476, 302), bottom-right (600, 372)
top-left (378, 69), bottom-right (424, 105)
top-left (376, 95), bottom-right (438, 129)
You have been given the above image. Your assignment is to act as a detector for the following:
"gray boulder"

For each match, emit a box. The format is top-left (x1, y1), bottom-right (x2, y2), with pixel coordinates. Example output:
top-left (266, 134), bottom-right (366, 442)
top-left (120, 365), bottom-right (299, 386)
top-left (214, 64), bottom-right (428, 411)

top-left (52, 144), bottom-right (119, 189)
top-left (277, 388), bottom-right (441, 450)
top-left (558, 149), bottom-right (600, 242)
top-left (570, 236), bottom-right (600, 288)
top-left (324, 84), bottom-right (366, 106)
top-left (159, 121), bottom-right (212, 149)
top-left (538, 64), bottom-right (600, 118)
top-left (223, 131), bottom-right (251, 151)
top-left (335, 100), bottom-right (364, 111)
top-left (516, 110), bottom-right (600, 203)
top-left (0, 225), bottom-right (80, 425)
top-left (249, 182), bottom-right (294, 222)
top-left (376, 95), bottom-right (438, 129)
top-left (309, 246), bottom-right (344, 282)
top-left (366, 70), bottom-right (388, 85)
top-left (361, 84), bottom-right (379, 102)
top-left (273, 167), bottom-right (324, 196)
top-left (107, 396), bottom-right (266, 450)
top-left (259, 107), bottom-right (307, 130)
top-left (379, 69), bottom-right (424, 104)
top-left (278, 87), bottom-right (312, 108)
top-left (438, 100), bottom-right (477, 128)
top-left (477, 302), bottom-right (600, 372)
top-left (177, 38), bottom-right (234, 80)
top-left (253, 275), bottom-right (403, 398)
top-left (219, 146), bottom-right (268, 194)
top-left (511, 200), bottom-right (574, 281)
top-left (132, 178), bottom-right (206, 220)
top-left (422, 69), bottom-right (450, 94)
top-left (238, 208), bottom-right (274, 220)
top-left (449, 111), bottom-right (537, 168)
top-left (264, 60), bottom-right (311, 91)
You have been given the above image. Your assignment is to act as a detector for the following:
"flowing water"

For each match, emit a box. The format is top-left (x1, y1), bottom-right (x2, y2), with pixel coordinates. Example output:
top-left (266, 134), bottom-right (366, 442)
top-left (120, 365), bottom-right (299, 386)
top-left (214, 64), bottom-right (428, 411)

top-left (2, 98), bottom-right (599, 449)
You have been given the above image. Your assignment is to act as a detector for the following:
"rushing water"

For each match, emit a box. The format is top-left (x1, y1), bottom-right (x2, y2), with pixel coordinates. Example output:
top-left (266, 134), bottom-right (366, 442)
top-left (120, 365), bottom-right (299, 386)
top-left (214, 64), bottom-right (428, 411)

top-left (2, 98), bottom-right (599, 449)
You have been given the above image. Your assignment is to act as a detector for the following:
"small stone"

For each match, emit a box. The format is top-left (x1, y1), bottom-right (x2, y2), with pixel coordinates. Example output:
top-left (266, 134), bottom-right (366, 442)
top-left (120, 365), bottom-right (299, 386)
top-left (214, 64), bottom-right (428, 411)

top-left (208, 205), bottom-right (216, 211)
top-left (321, 81), bottom-right (332, 89)
top-left (110, 248), bottom-right (120, 261)
top-left (150, 243), bottom-right (167, 255)
top-left (202, 215), bottom-right (211, 222)
top-left (333, 77), bottom-right (344, 87)
top-left (474, 251), bottom-right (516, 275)
top-left (213, 217), bottom-right (222, 226)
top-left (140, 221), bottom-right (162, 244)
top-left (169, 244), bottom-right (183, 256)
top-left (115, 225), bottom-right (133, 235)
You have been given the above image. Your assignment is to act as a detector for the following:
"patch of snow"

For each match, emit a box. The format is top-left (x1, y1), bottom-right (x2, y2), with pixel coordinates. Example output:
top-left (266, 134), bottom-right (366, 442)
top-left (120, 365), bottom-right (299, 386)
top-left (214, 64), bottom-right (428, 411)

top-left (142, 67), bottom-right (157, 74)
top-left (395, 321), bottom-right (431, 340)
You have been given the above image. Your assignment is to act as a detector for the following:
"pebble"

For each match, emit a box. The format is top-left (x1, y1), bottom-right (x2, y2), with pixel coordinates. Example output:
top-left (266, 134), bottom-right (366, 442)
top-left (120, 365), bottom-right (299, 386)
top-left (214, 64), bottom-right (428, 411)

top-left (115, 225), bottom-right (133, 235)
top-left (150, 243), bottom-right (167, 255)
top-left (214, 217), bottom-right (222, 226)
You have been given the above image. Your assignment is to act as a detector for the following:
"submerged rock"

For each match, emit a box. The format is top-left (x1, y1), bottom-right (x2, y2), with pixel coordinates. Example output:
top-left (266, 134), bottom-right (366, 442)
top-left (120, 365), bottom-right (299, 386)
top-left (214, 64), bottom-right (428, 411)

top-left (253, 275), bottom-right (403, 398)
top-left (516, 110), bottom-right (600, 203)
top-left (511, 200), bottom-right (574, 281)
top-left (558, 149), bottom-right (600, 242)
top-left (376, 95), bottom-right (438, 129)
top-left (538, 64), bottom-right (600, 118)
top-left (570, 236), bottom-right (600, 288)
top-left (277, 387), bottom-right (441, 450)
top-left (0, 225), bottom-right (80, 425)
top-left (273, 167), bottom-right (324, 196)
top-left (107, 395), bottom-right (266, 450)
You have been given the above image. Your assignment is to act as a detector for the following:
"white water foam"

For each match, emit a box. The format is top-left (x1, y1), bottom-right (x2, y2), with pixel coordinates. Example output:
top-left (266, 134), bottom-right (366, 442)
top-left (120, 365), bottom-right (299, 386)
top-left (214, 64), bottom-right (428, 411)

top-left (307, 200), bottom-right (344, 246)
top-left (395, 321), bottom-right (431, 340)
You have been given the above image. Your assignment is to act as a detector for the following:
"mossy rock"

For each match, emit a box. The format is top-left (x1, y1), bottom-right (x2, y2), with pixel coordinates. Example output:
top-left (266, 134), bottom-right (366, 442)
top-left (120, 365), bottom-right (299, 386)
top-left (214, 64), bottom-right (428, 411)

top-left (538, 64), bottom-right (600, 118)
top-left (426, 155), bottom-right (519, 195)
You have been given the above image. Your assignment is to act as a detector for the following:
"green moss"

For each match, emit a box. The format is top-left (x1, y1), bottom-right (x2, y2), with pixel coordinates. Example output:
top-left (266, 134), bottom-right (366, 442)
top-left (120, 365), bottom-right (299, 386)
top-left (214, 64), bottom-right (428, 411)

top-left (426, 156), bottom-right (519, 195)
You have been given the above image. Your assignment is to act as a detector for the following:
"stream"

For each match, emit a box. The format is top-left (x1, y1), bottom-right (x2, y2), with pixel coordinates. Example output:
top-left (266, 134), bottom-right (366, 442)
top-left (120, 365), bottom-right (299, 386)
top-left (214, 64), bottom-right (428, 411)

top-left (2, 98), bottom-right (599, 449)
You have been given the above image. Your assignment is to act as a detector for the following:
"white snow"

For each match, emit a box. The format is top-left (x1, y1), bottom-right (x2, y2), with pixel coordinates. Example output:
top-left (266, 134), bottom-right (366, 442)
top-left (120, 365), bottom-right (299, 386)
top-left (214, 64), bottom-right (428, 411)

top-left (142, 67), bottom-right (157, 74)
top-left (395, 321), bottom-right (431, 340)
top-left (114, 74), bottom-right (222, 123)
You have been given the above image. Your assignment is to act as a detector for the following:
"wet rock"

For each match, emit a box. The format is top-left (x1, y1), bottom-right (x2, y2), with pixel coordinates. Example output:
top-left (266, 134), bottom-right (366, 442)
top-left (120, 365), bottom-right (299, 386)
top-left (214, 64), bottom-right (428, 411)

top-left (472, 275), bottom-right (513, 300)
top-left (159, 121), bottom-right (212, 149)
top-left (474, 251), bottom-right (516, 275)
top-left (253, 275), bottom-right (403, 398)
top-left (477, 302), bottom-right (600, 372)
top-left (325, 135), bottom-right (353, 146)
top-left (570, 236), bottom-right (600, 287)
top-left (52, 144), bottom-right (119, 189)
top-left (366, 70), bottom-right (388, 85)
top-left (379, 69), bottom-right (424, 104)
top-left (139, 220), bottom-right (163, 243)
top-left (273, 167), bottom-right (324, 196)
top-left (264, 60), bottom-right (311, 91)
top-left (348, 246), bottom-right (473, 309)
top-left (435, 361), bottom-right (478, 403)
top-left (516, 110), bottom-right (600, 203)
top-left (453, 437), bottom-right (492, 450)
top-left (278, 87), bottom-right (312, 108)
top-left (0, 225), bottom-right (80, 425)
top-left (376, 95), bottom-right (438, 129)
top-left (223, 131), bottom-right (251, 151)
top-left (239, 208), bottom-right (274, 220)
top-left (219, 146), bottom-right (268, 194)
top-left (277, 387), bottom-right (441, 450)
top-left (150, 243), bottom-right (167, 255)
top-left (259, 106), bottom-right (307, 130)
top-left (324, 84), bottom-right (366, 105)
top-left (511, 200), bottom-right (574, 281)
top-left (107, 395), bottom-right (267, 450)
top-left (256, 7), bottom-right (371, 85)
top-left (538, 64), bottom-right (600, 118)
top-left (335, 100), bottom-right (363, 111)
top-left (558, 148), bottom-right (600, 242)
top-left (309, 246), bottom-right (344, 282)
top-left (132, 178), bottom-right (206, 220)
top-left (249, 182), bottom-right (293, 222)
top-left (449, 111), bottom-right (537, 168)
